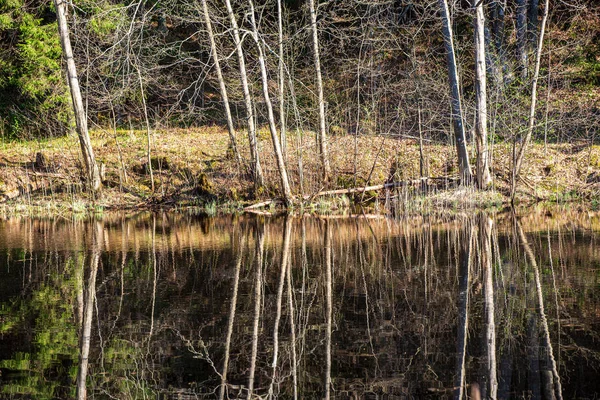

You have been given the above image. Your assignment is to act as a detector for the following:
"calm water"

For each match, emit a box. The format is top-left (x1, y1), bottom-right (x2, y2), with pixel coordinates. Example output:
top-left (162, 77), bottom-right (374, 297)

top-left (0, 211), bottom-right (599, 399)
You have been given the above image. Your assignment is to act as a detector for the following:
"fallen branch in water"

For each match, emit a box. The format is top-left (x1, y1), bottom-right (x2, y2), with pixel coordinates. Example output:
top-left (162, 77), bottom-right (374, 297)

top-left (244, 177), bottom-right (457, 210)
top-left (244, 199), bottom-right (283, 210)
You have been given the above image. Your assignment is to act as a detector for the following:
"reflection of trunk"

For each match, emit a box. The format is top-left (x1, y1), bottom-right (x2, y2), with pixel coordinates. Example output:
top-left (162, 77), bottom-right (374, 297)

top-left (481, 216), bottom-right (497, 399)
top-left (299, 216), bottom-right (309, 387)
top-left (324, 220), bottom-right (333, 400)
top-left (248, 0), bottom-right (293, 204)
top-left (455, 226), bottom-right (473, 400)
top-left (219, 233), bottom-right (244, 400)
top-left (223, 0), bottom-right (263, 186)
top-left (148, 215), bottom-right (157, 344)
top-left (201, 0), bottom-right (242, 166)
top-left (287, 231), bottom-right (298, 400)
top-left (540, 332), bottom-right (557, 400)
top-left (247, 224), bottom-right (265, 400)
top-left (355, 221), bottom-right (378, 369)
top-left (438, 0), bottom-right (472, 182)
top-left (111, 248), bottom-right (126, 332)
top-left (53, 0), bottom-right (101, 193)
top-left (498, 346), bottom-right (513, 399)
top-left (76, 224), bottom-right (101, 400)
top-left (268, 217), bottom-right (292, 398)
top-left (527, 313), bottom-right (542, 400)
top-left (76, 253), bottom-right (84, 326)
top-left (517, 221), bottom-right (563, 400)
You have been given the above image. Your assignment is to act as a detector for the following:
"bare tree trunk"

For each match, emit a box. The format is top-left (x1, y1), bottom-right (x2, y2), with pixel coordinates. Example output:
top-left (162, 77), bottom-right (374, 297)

top-left (277, 0), bottom-right (287, 158)
top-left (491, 0), bottom-right (507, 83)
top-left (223, 0), bottom-right (264, 187)
top-left (418, 104), bottom-right (427, 178)
top-left (492, 0), bottom-right (506, 54)
top-left (248, 0), bottom-right (293, 205)
top-left (309, 0), bottom-right (332, 183)
top-left (438, 0), bottom-right (472, 183)
top-left (135, 64), bottom-right (155, 193)
top-left (54, 0), bottom-right (101, 193)
top-left (287, 73), bottom-right (306, 195)
top-left (475, 2), bottom-right (492, 188)
top-left (528, 0), bottom-right (540, 51)
top-left (201, 0), bottom-right (242, 167)
top-left (511, 0), bottom-right (550, 200)
top-left (516, 0), bottom-right (528, 79)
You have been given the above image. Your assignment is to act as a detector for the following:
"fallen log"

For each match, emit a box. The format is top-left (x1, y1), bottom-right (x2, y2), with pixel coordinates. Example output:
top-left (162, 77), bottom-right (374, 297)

top-left (244, 199), bottom-right (283, 210)
top-left (243, 177), bottom-right (457, 211)
top-left (303, 178), bottom-right (425, 198)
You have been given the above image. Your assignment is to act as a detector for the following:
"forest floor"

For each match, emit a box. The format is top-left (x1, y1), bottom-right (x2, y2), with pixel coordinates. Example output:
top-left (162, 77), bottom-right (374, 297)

top-left (1, 126), bottom-right (600, 216)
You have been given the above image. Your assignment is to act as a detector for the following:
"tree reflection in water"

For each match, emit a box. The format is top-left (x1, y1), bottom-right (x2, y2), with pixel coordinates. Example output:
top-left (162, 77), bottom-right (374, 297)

top-left (0, 211), bottom-right (599, 398)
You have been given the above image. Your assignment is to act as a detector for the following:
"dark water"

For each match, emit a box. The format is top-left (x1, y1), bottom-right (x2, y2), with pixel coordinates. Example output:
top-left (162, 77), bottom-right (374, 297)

top-left (0, 211), bottom-right (599, 399)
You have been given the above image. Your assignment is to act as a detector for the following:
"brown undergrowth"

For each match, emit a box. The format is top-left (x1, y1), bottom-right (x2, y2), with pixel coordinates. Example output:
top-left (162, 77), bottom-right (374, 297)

top-left (0, 126), bottom-right (599, 215)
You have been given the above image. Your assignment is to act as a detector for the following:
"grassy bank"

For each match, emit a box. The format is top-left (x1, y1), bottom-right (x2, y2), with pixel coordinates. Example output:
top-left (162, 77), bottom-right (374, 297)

top-left (1, 126), bottom-right (599, 215)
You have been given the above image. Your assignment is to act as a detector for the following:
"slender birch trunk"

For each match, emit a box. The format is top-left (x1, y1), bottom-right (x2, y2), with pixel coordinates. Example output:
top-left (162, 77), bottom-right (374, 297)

top-left (511, 0), bottom-right (550, 200)
top-left (309, 0), bottom-right (332, 183)
top-left (54, 0), bottom-right (101, 193)
top-left (438, 0), bottom-right (472, 183)
top-left (475, 1), bottom-right (492, 188)
top-left (135, 64), bottom-right (155, 192)
top-left (417, 104), bottom-right (427, 178)
top-left (201, 0), bottom-right (242, 166)
top-left (277, 0), bottom-right (287, 157)
top-left (287, 72), bottom-right (306, 194)
top-left (248, 0), bottom-right (293, 205)
top-left (223, 0), bottom-right (264, 186)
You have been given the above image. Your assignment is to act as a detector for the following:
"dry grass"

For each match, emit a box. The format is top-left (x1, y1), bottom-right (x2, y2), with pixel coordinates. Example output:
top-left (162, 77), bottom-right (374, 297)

top-left (1, 126), bottom-right (599, 214)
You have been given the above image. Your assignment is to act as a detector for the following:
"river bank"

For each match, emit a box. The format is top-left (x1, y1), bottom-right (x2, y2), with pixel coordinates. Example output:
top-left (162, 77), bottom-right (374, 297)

top-left (1, 127), bottom-right (599, 216)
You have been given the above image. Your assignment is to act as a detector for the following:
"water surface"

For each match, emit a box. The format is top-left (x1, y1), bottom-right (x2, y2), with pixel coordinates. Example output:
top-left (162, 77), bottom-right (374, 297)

top-left (0, 210), bottom-right (599, 399)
